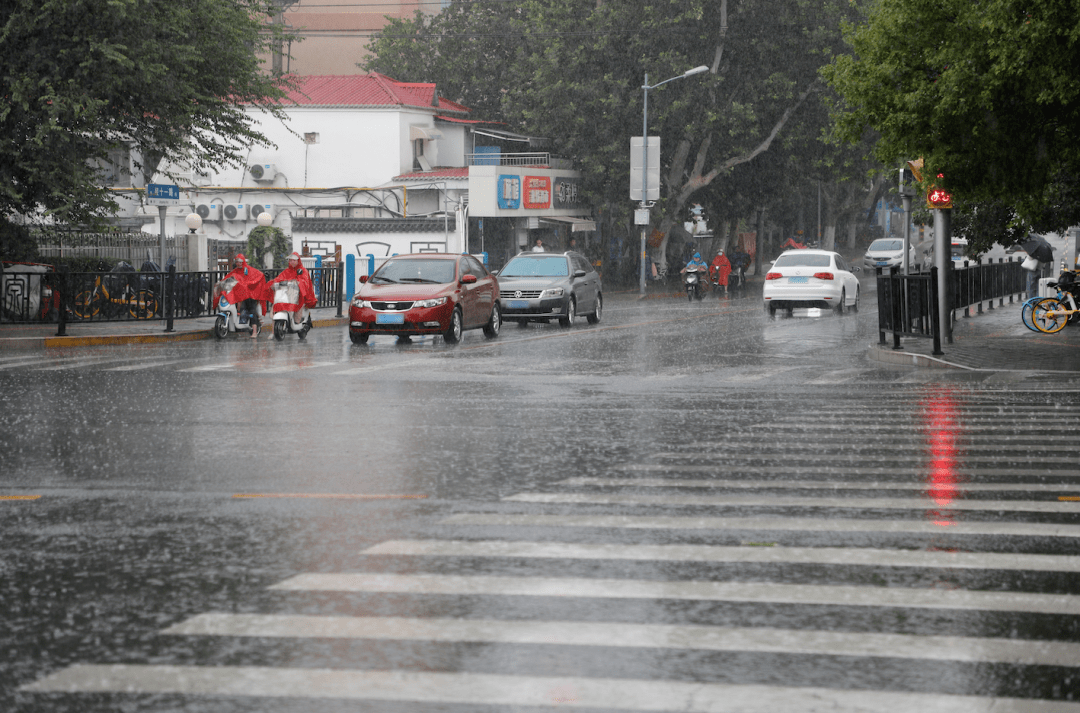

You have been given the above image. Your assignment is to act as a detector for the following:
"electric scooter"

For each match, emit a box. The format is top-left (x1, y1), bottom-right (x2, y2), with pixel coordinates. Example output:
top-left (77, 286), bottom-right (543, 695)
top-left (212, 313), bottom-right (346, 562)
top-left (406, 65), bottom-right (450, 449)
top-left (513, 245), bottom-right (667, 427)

top-left (212, 277), bottom-right (263, 339)
top-left (270, 279), bottom-right (312, 340)
top-left (684, 266), bottom-right (705, 302)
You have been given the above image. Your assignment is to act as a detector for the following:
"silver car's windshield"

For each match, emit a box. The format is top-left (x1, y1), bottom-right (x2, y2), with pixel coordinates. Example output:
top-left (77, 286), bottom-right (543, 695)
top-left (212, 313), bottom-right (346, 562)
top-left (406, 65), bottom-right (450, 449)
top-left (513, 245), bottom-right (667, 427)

top-left (773, 254), bottom-right (832, 268)
top-left (501, 256), bottom-right (569, 278)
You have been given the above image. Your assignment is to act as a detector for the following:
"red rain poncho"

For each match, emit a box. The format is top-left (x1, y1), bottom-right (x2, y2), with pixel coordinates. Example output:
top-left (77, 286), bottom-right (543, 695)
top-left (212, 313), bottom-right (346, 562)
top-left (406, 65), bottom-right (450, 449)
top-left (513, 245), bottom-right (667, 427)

top-left (218, 255), bottom-right (269, 304)
top-left (710, 253), bottom-right (732, 286)
top-left (268, 262), bottom-right (317, 312)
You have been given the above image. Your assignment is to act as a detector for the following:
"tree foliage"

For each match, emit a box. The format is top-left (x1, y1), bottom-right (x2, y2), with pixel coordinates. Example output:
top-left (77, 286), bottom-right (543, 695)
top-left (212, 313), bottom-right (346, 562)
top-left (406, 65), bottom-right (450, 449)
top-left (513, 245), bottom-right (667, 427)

top-left (365, 0), bottom-right (874, 267)
top-left (247, 225), bottom-right (290, 269)
top-left (0, 0), bottom-right (296, 230)
top-left (824, 0), bottom-right (1080, 250)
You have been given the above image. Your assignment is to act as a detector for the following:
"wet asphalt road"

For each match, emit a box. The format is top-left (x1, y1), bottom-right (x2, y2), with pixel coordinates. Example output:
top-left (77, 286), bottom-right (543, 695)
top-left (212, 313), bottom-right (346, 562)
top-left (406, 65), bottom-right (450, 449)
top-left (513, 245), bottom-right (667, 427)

top-left (2, 282), bottom-right (1079, 712)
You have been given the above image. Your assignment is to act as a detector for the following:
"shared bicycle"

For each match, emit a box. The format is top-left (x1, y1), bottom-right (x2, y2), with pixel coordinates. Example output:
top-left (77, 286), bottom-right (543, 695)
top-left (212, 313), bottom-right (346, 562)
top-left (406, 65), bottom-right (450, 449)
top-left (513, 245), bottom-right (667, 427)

top-left (1022, 271), bottom-right (1079, 334)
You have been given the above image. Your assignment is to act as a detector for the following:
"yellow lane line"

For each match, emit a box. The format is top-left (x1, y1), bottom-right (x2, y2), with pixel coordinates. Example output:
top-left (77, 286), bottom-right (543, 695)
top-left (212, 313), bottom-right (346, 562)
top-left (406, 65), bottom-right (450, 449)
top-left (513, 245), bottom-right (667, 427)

top-left (1059, 496), bottom-right (1080, 501)
top-left (1, 495), bottom-right (42, 500)
top-left (232, 493), bottom-right (427, 500)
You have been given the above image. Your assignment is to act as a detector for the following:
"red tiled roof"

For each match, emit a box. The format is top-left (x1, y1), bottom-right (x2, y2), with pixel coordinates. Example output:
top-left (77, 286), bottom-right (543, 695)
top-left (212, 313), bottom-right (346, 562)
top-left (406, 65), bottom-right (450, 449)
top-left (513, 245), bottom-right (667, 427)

top-left (279, 73), bottom-right (470, 115)
top-left (393, 167), bottom-right (470, 181)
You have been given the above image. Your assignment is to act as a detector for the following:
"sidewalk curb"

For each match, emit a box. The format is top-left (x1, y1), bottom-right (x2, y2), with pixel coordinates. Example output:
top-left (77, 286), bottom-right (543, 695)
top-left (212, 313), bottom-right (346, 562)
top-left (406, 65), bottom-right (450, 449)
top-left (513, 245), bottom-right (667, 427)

top-left (0, 316), bottom-right (348, 350)
top-left (866, 344), bottom-right (974, 370)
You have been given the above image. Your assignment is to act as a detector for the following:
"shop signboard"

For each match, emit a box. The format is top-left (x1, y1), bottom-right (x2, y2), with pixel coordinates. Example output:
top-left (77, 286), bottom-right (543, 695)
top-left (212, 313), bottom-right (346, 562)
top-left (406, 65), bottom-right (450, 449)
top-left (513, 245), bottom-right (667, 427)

top-left (553, 178), bottom-right (582, 209)
top-left (497, 175), bottom-right (521, 209)
top-left (523, 176), bottom-right (551, 209)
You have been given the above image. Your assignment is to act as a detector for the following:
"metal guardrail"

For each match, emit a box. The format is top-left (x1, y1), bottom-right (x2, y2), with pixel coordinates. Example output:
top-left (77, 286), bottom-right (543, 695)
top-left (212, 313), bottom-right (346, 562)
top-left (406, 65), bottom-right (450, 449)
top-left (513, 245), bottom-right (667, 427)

top-left (877, 267), bottom-right (942, 355)
top-left (876, 258), bottom-right (1025, 354)
top-left (2, 264), bottom-right (344, 333)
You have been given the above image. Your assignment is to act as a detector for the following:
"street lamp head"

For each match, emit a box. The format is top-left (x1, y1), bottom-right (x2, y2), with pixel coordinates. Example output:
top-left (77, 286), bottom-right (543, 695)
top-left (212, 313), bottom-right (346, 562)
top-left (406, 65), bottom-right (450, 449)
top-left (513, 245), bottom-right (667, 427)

top-left (683, 65), bottom-right (710, 77)
top-left (256, 211), bottom-right (273, 228)
top-left (185, 213), bottom-right (202, 233)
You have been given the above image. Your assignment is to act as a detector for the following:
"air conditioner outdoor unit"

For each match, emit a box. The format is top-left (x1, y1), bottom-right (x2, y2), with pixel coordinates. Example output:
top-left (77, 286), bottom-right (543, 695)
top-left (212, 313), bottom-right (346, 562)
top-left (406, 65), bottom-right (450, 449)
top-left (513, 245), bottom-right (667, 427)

top-left (222, 203), bottom-right (246, 221)
top-left (249, 203), bottom-right (274, 221)
top-left (248, 163), bottom-right (277, 182)
top-left (195, 203), bottom-right (221, 221)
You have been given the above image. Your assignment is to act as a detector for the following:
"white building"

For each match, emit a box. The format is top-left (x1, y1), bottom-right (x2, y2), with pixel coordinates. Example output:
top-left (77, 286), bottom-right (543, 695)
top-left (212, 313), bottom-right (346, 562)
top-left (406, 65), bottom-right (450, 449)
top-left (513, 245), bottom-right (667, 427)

top-left (106, 73), bottom-right (593, 279)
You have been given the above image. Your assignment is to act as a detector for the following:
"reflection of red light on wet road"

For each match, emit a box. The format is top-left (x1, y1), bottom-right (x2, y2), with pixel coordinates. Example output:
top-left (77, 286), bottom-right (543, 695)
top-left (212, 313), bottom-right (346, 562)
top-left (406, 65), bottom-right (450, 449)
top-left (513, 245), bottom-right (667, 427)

top-left (920, 387), bottom-right (961, 525)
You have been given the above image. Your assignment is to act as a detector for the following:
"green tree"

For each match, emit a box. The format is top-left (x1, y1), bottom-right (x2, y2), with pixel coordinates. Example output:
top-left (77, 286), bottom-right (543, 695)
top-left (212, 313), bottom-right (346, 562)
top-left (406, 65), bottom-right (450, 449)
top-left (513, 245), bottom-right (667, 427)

top-left (247, 226), bottom-right (290, 269)
top-left (824, 0), bottom-right (1080, 251)
top-left (0, 0), bottom-right (296, 231)
top-left (366, 0), bottom-right (870, 273)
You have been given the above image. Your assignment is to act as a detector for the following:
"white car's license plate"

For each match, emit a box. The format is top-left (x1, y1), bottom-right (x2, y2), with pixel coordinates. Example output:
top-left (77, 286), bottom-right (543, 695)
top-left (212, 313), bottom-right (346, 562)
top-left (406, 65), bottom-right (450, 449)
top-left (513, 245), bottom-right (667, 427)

top-left (876, 261), bottom-right (888, 266)
top-left (508, 300), bottom-right (529, 309)
top-left (376, 313), bottom-right (405, 324)
top-left (788, 276), bottom-right (809, 283)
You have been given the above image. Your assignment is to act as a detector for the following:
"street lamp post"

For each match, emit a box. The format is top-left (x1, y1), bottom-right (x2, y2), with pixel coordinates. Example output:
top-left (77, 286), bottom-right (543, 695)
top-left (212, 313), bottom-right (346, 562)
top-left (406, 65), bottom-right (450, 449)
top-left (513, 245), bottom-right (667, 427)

top-left (638, 65), bottom-right (710, 298)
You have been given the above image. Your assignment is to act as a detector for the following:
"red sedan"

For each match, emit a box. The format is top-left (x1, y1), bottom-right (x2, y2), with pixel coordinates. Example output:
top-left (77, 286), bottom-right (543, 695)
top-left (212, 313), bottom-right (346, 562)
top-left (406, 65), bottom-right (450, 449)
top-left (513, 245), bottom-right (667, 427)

top-left (348, 253), bottom-right (501, 344)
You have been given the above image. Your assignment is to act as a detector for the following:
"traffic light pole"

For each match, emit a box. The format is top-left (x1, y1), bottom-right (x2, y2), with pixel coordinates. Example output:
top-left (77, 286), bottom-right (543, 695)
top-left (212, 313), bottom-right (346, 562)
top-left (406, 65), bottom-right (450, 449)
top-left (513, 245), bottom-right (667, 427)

top-left (933, 208), bottom-right (952, 345)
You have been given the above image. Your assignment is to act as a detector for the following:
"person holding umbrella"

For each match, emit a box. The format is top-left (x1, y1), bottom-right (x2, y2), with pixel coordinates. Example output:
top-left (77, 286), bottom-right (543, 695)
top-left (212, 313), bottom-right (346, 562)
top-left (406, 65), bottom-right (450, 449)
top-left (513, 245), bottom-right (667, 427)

top-left (1019, 234), bottom-right (1055, 297)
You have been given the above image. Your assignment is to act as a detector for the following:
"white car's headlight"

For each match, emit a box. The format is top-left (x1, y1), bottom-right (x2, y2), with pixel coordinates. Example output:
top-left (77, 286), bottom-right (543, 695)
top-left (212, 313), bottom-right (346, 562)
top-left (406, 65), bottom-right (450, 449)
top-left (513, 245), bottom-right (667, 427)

top-left (540, 287), bottom-right (564, 299)
top-left (414, 297), bottom-right (448, 309)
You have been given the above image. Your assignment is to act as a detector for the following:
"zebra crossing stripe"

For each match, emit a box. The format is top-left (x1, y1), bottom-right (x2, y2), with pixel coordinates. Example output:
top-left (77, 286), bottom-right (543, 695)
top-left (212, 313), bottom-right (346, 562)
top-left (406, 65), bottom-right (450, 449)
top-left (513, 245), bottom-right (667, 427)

top-left (178, 363), bottom-right (238, 372)
top-left (649, 452), bottom-right (1076, 464)
top-left (360, 539), bottom-right (1080, 573)
top-left (556, 477), bottom-right (1080, 493)
top-left (442, 512), bottom-right (1080, 538)
top-left (268, 573), bottom-right (1080, 614)
top-left (161, 613), bottom-right (1080, 667)
top-left (503, 492), bottom-right (1080, 513)
top-left (20, 664), bottom-right (1080, 711)
top-left (104, 359), bottom-right (190, 371)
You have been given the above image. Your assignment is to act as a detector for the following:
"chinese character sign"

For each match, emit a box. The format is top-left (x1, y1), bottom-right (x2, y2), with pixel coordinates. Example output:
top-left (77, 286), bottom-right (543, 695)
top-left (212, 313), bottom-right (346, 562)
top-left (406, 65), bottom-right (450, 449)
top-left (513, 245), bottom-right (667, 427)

top-left (523, 176), bottom-right (551, 209)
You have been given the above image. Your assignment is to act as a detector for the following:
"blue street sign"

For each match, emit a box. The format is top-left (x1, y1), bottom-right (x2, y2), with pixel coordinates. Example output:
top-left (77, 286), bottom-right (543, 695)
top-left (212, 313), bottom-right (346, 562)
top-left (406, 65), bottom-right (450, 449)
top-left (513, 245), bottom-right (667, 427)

top-left (147, 183), bottom-right (180, 200)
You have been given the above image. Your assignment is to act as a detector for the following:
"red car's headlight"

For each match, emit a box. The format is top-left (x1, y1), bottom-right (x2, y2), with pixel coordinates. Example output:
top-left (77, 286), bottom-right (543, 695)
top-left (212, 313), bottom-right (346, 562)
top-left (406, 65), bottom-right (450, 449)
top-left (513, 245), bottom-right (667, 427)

top-left (414, 297), bottom-right (448, 309)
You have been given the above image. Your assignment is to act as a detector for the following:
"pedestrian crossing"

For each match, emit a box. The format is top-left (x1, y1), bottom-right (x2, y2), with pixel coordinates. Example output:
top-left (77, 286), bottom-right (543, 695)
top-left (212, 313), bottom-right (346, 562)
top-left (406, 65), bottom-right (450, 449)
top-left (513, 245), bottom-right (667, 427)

top-left (2, 347), bottom-right (1080, 387)
top-left (19, 391), bottom-right (1080, 711)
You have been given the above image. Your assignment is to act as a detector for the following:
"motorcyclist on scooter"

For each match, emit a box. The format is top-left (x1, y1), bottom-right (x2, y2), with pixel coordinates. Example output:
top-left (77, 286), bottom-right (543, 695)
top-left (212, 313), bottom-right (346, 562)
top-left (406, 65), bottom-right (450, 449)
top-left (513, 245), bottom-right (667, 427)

top-left (710, 250), bottom-right (732, 295)
top-left (214, 253), bottom-right (268, 338)
top-left (268, 252), bottom-right (317, 310)
top-left (681, 252), bottom-right (708, 274)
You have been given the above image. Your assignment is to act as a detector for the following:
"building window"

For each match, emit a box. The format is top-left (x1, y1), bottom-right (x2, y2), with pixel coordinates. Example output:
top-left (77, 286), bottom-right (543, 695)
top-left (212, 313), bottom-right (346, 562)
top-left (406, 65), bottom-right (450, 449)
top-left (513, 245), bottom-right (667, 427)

top-left (412, 139), bottom-right (424, 172)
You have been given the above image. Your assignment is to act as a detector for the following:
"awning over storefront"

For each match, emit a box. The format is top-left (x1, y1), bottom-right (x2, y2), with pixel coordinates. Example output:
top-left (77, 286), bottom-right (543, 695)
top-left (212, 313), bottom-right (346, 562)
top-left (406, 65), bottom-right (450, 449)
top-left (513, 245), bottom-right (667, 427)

top-left (540, 216), bottom-right (596, 232)
top-left (409, 125), bottom-right (443, 141)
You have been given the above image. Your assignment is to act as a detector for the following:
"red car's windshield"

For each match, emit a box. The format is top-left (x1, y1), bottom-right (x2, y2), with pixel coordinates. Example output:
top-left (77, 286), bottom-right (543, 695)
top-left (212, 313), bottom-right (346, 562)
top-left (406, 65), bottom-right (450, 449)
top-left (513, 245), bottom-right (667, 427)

top-left (371, 259), bottom-right (456, 284)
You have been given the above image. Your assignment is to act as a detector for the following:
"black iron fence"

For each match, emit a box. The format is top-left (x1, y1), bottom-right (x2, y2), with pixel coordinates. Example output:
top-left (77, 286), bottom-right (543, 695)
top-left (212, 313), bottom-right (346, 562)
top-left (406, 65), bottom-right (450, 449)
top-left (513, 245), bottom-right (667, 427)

top-left (877, 258), bottom-right (1025, 353)
top-left (2, 262), bottom-right (344, 330)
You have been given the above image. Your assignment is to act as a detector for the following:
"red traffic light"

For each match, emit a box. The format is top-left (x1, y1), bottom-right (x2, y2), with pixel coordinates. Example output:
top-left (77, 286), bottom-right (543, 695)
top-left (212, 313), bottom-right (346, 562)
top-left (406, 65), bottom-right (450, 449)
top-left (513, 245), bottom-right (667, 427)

top-left (927, 174), bottom-right (952, 209)
top-left (927, 188), bottom-right (952, 208)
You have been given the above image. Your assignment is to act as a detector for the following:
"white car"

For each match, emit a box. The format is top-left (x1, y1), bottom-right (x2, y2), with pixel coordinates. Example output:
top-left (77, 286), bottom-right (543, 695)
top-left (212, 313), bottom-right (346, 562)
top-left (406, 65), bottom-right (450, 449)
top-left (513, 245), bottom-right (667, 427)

top-left (862, 238), bottom-right (919, 271)
top-left (763, 249), bottom-right (861, 316)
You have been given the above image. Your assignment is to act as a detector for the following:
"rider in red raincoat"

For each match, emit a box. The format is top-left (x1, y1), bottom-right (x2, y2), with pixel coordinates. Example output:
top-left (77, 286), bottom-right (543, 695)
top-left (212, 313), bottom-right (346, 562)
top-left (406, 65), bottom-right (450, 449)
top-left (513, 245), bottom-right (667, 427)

top-left (214, 253), bottom-right (268, 337)
top-left (267, 252), bottom-right (317, 311)
top-left (710, 251), bottom-right (732, 294)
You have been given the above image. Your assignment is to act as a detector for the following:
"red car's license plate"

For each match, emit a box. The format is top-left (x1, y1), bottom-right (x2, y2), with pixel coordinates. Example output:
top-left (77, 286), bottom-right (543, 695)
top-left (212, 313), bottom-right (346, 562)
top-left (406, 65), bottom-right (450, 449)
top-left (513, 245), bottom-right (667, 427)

top-left (376, 313), bottom-right (405, 324)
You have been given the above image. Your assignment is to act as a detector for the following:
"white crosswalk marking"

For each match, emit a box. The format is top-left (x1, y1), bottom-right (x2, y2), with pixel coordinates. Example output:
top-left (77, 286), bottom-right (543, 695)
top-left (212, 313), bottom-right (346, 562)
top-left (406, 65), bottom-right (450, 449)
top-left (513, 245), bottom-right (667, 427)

top-left (556, 476), bottom-right (1080, 492)
top-left (441, 512), bottom-right (1080, 537)
top-left (361, 539), bottom-right (1080, 572)
top-left (503, 491), bottom-right (1080, 513)
top-left (24, 665), bottom-right (1080, 711)
top-left (269, 572), bottom-right (1080, 614)
top-left (162, 613), bottom-right (1080, 666)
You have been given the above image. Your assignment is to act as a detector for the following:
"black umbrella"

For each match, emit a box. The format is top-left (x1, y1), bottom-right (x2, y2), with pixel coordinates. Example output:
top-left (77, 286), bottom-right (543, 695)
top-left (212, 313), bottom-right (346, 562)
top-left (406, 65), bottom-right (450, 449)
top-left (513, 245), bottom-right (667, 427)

top-left (1019, 234), bottom-right (1054, 263)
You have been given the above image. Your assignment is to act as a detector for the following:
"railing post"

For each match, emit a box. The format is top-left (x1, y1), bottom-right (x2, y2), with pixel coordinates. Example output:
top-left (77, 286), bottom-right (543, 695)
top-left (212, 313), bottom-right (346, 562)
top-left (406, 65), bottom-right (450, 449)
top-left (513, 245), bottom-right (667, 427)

top-left (892, 271), bottom-right (902, 350)
top-left (164, 265), bottom-right (175, 332)
top-left (56, 266), bottom-right (68, 337)
top-left (930, 266), bottom-right (943, 356)
top-left (336, 261), bottom-right (344, 318)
